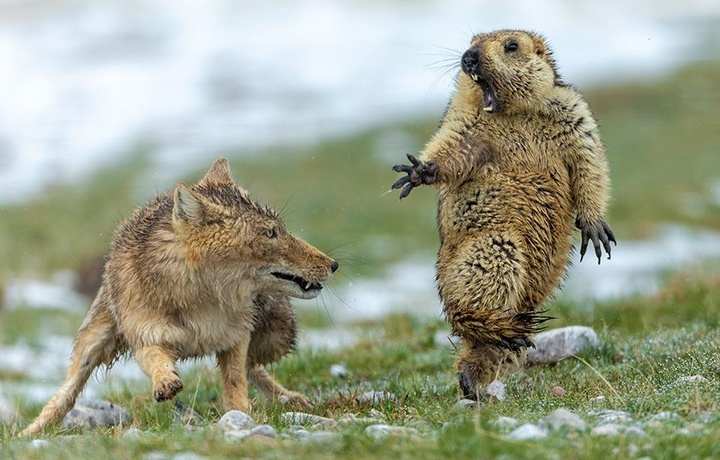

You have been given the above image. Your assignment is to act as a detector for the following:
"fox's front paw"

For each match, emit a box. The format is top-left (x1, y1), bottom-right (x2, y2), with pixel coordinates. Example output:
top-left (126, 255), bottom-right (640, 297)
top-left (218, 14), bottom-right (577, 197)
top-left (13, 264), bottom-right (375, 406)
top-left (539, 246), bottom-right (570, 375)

top-left (278, 391), bottom-right (313, 409)
top-left (391, 153), bottom-right (438, 199)
top-left (575, 217), bottom-right (616, 264)
top-left (153, 372), bottom-right (184, 402)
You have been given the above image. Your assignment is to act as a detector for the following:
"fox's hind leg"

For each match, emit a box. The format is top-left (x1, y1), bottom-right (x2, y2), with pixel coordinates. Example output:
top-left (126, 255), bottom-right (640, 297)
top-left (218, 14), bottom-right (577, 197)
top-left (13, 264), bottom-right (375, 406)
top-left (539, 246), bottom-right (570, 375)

top-left (20, 289), bottom-right (121, 437)
top-left (217, 335), bottom-right (252, 413)
top-left (247, 293), bottom-right (311, 407)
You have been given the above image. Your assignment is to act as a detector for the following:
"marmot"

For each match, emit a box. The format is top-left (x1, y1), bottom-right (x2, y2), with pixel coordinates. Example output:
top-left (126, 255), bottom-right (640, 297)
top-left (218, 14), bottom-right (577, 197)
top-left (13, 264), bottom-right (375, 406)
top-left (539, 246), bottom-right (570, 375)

top-left (21, 158), bottom-right (338, 436)
top-left (391, 30), bottom-right (615, 399)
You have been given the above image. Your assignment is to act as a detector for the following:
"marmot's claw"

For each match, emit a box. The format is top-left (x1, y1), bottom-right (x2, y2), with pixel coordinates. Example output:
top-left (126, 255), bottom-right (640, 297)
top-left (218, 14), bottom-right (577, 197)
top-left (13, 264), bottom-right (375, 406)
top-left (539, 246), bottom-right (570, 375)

top-left (498, 336), bottom-right (534, 351)
top-left (576, 218), bottom-right (616, 264)
top-left (390, 154), bottom-right (439, 200)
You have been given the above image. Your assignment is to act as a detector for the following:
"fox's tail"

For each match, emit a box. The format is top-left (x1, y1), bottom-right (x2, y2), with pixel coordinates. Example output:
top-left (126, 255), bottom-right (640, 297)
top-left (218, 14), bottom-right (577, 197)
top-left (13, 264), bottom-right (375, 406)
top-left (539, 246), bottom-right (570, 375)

top-left (19, 290), bottom-right (121, 437)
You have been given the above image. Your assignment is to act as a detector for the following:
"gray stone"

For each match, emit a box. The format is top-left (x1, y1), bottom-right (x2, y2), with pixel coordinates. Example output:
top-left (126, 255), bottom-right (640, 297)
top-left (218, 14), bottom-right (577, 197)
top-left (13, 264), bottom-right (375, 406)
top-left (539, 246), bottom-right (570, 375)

top-left (527, 326), bottom-right (599, 364)
top-left (507, 423), bottom-right (548, 440)
top-left (484, 380), bottom-right (506, 401)
top-left (250, 424), bottom-right (277, 439)
top-left (592, 409), bottom-right (632, 425)
top-left (591, 423), bottom-right (622, 437)
top-left (625, 425), bottom-right (647, 437)
top-left (301, 431), bottom-right (338, 442)
top-left (543, 408), bottom-right (587, 431)
top-left (217, 410), bottom-right (256, 431)
top-left (174, 400), bottom-right (203, 426)
top-left (492, 416), bottom-right (519, 430)
top-left (675, 375), bottom-right (708, 385)
top-left (453, 399), bottom-right (478, 410)
top-left (338, 413), bottom-right (384, 425)
top-left (356, 391), bottom-right (396, 405)
top-left (281, 412), bottom-right (337, 429)
top-left (224, 429), bottom-right (252, 441)
top-left (649, 411), bottom-right (678, 422)
top-left (62, 399), bottom-right (131, 430)
top-left (28, 439), bottom-right (51, 449)
top-left (364, 424), bottom-right (420, 440)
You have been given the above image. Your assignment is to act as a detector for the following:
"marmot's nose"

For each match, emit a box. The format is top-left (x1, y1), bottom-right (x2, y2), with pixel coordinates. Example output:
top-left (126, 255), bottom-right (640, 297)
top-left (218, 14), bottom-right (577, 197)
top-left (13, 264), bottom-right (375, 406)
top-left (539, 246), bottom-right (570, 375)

top-left (461, 49), bottom-right (479, 72)
top-left (330, 260), bottom-right (339, 273)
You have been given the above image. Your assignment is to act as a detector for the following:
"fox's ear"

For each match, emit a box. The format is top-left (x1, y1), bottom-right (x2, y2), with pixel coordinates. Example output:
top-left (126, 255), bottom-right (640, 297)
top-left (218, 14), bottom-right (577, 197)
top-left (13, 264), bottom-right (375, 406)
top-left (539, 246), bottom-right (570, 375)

top-left (173, 182), bottom-right (207, 223)
top-left (198, 157), bottom-right (234, 186)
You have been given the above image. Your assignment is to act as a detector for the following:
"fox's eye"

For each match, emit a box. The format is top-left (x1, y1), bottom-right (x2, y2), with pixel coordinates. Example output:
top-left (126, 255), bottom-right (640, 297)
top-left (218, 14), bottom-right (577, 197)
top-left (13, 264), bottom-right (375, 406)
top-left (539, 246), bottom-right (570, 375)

top-left (265, 228), bottom-right (278, 239)
top-left (505, 40), bottom-right (518, 53)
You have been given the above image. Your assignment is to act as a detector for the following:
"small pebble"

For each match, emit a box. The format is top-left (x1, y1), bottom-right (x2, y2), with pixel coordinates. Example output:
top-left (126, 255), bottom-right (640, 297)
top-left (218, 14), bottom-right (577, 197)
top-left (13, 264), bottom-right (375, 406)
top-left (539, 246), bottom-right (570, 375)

top-left (543, 408), bottom-right (587, 431)
top-left (591, 423), bottom-right (622, 437)
top-left (484, 380), bottom-right (506, 402)
top-left (592, 409), bottom-right (632, 425)
top-left (217, 411), bottom-right (255, 431)
top-left (364, 424), bottom-right (420, 440)
top-left (62, 399), bottom-right (131, 430)
top-left (551, 386), bottom-right (565, 396)
top-left (453, 399), bottom-right (478, 410)
top-left (250, 424), bottom-right (277, 439)
top-left (624, 425), bottom-right (647, 437)
top-left (674, 375), bottom-right (708, 385)
top-left (281, 412), bottom-right (337, 429)
top-left (492, 416), bottom-right (519, 430)
top-left (507, 423), bottom-right (548, 440)
top-left (29, 439), bottom-right (51, 449)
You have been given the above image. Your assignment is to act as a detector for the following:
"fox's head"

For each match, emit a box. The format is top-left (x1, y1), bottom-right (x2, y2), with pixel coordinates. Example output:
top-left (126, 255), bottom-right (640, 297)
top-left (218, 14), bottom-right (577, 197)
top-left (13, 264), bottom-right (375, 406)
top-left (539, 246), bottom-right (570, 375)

top-left (171, 158), bottom-right (338, 300)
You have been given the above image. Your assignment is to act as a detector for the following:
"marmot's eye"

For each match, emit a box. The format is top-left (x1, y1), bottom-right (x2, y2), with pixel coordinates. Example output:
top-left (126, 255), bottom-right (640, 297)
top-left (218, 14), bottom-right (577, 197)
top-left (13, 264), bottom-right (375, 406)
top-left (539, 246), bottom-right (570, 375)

top-left (265, 228), bottom-right (278, 239)
top-left (505, 41), bottom-right (519, 53)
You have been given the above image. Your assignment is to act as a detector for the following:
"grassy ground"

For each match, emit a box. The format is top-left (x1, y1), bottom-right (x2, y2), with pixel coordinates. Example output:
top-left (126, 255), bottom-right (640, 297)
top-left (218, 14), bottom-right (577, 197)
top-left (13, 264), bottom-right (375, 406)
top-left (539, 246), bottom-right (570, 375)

top-left (1, 63), bottom-right (720, 457)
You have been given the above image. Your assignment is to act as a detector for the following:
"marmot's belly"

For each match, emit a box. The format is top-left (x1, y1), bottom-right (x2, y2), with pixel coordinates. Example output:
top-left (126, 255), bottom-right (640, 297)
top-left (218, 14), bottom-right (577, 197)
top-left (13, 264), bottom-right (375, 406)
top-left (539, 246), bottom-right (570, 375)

top-left (437, 174), bottom-right (574, 305)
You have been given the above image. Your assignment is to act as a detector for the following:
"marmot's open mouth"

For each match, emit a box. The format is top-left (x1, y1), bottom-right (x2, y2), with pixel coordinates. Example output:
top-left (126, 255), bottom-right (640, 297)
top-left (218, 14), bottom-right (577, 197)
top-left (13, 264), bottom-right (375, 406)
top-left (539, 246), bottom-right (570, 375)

top-left (468, 73), bottom-right (500, 114)
top-left (272, 272), bottom-right (323, 292)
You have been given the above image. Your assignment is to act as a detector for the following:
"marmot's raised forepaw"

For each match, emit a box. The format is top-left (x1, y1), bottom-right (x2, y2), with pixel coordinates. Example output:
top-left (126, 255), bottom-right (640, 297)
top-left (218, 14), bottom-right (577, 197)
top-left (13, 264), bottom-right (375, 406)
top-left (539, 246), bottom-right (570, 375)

top-left (576, 217), bottom-right (616, 264)
top-left (391, 153), bottom-right (438, 199)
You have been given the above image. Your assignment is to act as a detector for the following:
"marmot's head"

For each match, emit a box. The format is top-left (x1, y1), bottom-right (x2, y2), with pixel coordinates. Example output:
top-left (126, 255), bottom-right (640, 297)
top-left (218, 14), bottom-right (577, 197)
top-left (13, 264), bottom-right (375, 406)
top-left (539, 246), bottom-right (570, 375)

top-left (458, 30), bottom-right (563, 114)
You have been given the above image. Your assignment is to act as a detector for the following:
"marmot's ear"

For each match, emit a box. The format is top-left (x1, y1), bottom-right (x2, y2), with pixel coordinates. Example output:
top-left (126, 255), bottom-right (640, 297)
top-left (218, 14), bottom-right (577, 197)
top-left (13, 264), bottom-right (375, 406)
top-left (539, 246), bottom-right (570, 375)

top-left (531, 34), bottom-right (547, 58)
top-left (173, 182), bottom-right (207, 223)
top-left (198, 157), bottom-right (234, 186)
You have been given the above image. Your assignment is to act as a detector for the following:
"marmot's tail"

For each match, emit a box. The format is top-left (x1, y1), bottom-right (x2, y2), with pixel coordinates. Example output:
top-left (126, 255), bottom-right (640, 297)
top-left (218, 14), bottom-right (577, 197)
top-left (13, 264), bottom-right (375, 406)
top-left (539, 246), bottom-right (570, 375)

top-left (19, 292), bottom-right (120, 437)
top-left (445, 307), bottom-right (551, 349)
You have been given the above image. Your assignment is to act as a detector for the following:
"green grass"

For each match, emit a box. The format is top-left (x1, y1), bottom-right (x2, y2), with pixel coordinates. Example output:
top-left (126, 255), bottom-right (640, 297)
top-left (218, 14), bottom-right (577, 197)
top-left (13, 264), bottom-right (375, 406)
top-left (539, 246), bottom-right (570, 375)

top-left (2, 63), bottom-right (720, 457)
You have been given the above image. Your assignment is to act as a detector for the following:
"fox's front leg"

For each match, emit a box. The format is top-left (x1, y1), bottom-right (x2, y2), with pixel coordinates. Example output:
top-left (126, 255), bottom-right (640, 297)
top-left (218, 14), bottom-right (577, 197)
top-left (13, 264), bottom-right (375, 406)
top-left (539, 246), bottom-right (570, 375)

top-left (217, 335), bottom-right (252, 413)
top-left (134, 345), bottom-right (183, 401)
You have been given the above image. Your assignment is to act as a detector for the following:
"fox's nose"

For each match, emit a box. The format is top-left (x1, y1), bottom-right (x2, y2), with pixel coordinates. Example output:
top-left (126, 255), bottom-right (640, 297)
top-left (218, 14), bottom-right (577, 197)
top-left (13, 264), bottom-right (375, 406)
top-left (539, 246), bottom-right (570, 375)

top-left (330, 260), bottom-right (339, 273)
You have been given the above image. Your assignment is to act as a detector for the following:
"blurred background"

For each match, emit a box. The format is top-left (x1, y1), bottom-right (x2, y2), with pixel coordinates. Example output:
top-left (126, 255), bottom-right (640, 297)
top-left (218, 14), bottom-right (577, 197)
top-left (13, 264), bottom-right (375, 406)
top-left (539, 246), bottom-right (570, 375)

top-left (0, 0), bottom-right (719, 405)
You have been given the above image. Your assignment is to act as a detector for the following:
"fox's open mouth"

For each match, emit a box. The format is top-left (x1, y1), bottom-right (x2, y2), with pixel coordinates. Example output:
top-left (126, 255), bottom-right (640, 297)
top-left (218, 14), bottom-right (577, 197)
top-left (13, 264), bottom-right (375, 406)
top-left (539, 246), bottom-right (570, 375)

top-left (272, 272), bottom-right (323, 292)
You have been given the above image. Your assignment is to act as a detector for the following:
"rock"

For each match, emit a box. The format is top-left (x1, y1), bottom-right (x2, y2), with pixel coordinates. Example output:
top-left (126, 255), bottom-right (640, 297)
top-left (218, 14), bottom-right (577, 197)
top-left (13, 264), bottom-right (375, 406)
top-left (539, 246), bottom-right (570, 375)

top-left (543, 408), bottom-right (587, 431)
top-left (217, 410), bottom-right (256, 432)
top-left (224, 429), bottom-right (252, 441)
top-left (299, 431), bottom-right (338, 442)
top-left (62, 399), bottom-right (131, 430)
top-left (551, 386), bottom-right (565, 397)
top-left (591, 409), bottom-right (632, 425)
top-left (124, 427), bottom-right (143, 437)
top-left (624, 425), bottom-right (647, 437)
top-left (591, 423), bottom-right (622, 437)
top-left (527, 326), bottom-right (599, 364)
top-left (484, 380), bottom-right (506, 401)
top-left (649, 411), bottom-right (678, 422)
top-left (364, 424), bottom-right (420, 440)
top-left (250, 424), bottom-right (277, 439)
top-left (453, 399), bottom-right (478, 410)
top-left (492, 416), bottom-right (519, 430)
top-left (338, 413), bottom-right (384, 425)
top-left (330, 364), bottom-right (349, 379)
top-left (507, 423), bottom-right (548, 440)
top-left (281, 412), bottom-right (338, 429)
top-left (675, 375), bottom-right (708, 385)
top-left (356, 391), bottom-right (396, 405)
top-left (28, 439), bottom-right (52, 449)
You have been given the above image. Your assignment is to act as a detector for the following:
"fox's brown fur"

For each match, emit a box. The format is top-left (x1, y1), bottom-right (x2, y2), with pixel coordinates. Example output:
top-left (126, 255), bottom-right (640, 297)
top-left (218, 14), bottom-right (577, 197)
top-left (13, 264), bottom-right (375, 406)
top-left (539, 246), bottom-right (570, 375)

top-left (392, 30), bottom-right (615, 399)
top-left (20, 158), bottom-right (338, 436)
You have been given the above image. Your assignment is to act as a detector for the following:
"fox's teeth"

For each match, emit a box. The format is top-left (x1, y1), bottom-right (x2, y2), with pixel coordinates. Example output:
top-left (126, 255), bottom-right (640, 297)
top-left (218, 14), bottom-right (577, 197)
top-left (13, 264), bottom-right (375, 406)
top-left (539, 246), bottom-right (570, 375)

top-left (483, 105), bottom-right (493, 112)
top-left (472, 74), bottom-right (478, 82)
top-left (305, 282), bottom-right (312, 290)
